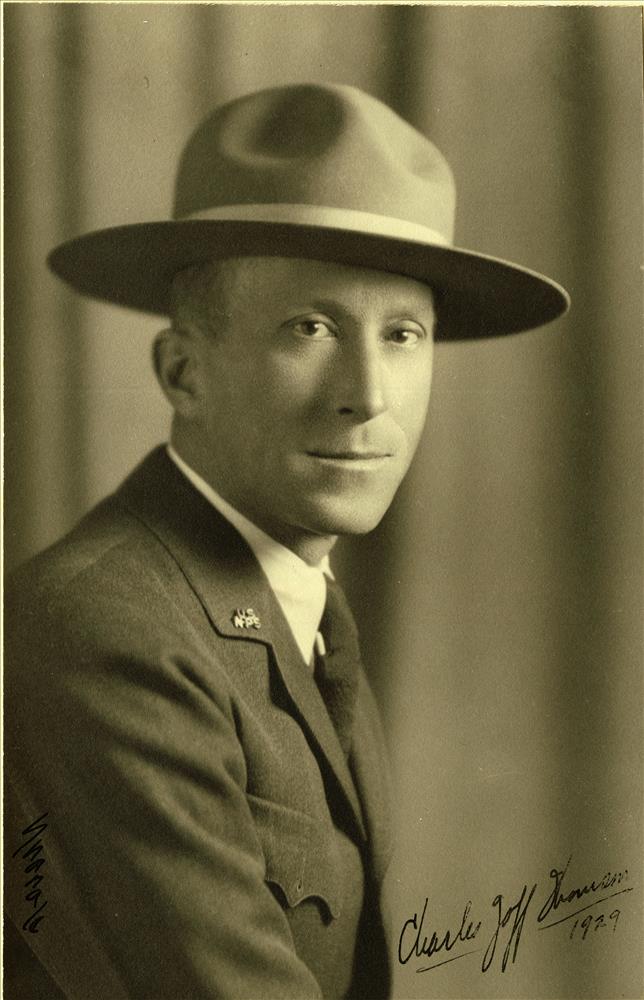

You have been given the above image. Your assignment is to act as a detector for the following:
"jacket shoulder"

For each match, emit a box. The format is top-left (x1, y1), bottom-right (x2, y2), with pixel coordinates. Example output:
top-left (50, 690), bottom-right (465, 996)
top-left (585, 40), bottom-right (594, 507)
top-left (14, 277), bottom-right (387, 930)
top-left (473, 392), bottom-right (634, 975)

top-left (5, 492), bottom-right (226, 695)
top-left (10, 493), bottom-right (147, 591)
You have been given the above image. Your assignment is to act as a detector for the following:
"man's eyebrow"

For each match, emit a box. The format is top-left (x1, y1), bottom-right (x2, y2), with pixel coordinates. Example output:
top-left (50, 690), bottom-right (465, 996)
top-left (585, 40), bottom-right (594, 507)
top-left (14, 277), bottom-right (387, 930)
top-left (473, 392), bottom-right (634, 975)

top-left (283, 296), bottom-right (436, 319)
top-left (282, 299), bottom-right (341, 315)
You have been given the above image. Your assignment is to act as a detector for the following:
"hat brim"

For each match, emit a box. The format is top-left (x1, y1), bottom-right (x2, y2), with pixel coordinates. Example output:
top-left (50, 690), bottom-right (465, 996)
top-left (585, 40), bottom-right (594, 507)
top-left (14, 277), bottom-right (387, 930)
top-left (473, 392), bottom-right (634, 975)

top-left (47, 219), bottom-right (569, 339)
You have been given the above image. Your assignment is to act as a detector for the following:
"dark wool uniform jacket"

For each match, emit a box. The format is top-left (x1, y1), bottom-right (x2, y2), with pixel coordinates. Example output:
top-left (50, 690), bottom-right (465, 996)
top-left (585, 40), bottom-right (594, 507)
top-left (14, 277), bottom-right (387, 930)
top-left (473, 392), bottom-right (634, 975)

top-left (5, 447), bottom-right (394, 999)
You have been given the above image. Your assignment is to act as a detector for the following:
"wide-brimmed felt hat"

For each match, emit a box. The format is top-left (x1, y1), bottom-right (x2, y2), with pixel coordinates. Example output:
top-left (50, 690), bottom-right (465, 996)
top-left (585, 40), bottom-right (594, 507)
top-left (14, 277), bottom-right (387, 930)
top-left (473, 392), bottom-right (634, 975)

top-left (48, 83), bottom-right (569, 339)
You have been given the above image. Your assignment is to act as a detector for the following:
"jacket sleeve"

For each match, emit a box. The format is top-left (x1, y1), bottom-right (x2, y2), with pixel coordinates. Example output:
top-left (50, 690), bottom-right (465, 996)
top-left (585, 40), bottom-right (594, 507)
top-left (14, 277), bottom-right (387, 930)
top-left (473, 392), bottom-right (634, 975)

top-left (5, 555), bottom-right (325, 1000)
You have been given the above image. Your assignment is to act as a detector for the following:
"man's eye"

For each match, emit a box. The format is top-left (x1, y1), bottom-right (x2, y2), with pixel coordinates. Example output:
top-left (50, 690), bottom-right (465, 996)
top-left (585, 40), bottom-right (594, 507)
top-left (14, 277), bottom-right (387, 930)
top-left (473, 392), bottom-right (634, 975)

top-left (291, 319), bottom-right (336, 339)
top-left (388, 327), bottom-right (424, 347)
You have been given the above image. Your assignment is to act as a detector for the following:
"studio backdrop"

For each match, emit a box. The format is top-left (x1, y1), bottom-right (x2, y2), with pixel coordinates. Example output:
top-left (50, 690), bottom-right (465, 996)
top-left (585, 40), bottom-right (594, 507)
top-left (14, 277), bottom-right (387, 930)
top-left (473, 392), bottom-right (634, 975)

top-left (4, 4), bottom-right (642, 998)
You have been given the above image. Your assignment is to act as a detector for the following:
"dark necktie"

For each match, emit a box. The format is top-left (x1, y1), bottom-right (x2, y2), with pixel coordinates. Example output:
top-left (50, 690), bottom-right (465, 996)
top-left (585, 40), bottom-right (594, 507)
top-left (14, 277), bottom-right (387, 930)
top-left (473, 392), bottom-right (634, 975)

top-left (315, 578), bottom-right (361, 756)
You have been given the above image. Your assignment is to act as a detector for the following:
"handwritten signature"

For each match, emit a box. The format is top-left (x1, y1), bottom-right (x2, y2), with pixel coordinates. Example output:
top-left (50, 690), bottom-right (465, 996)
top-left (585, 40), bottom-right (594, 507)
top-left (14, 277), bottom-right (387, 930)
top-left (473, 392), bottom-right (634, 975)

top-left (12, 812), bottom-right (49, 933)
top-left (398, 856), bottom-right (632, 974)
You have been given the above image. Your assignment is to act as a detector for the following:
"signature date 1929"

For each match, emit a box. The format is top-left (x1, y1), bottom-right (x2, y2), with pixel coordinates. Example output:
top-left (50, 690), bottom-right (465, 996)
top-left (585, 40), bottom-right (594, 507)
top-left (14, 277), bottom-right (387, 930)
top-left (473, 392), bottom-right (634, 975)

top-left (398, 855), bottom-right (632, 975)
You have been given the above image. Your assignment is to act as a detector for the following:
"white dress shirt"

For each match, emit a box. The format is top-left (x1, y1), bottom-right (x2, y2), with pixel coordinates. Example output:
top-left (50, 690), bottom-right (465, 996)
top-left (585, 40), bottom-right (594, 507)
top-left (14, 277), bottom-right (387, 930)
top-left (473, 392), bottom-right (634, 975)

top-left (167, 445), bottom-right (330, 666)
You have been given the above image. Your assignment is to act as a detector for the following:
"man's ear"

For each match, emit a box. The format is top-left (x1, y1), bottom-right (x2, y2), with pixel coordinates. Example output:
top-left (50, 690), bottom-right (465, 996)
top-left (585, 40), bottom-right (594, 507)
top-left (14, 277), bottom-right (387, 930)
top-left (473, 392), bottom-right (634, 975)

top-left (152, 327), bottom-right (202, 418)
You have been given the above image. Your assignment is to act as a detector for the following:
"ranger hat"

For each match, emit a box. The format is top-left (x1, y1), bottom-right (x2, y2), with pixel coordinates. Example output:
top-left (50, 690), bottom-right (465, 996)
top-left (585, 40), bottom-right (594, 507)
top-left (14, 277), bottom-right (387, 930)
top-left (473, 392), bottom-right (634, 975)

top-left (48, 83), bottom-right (569, 339)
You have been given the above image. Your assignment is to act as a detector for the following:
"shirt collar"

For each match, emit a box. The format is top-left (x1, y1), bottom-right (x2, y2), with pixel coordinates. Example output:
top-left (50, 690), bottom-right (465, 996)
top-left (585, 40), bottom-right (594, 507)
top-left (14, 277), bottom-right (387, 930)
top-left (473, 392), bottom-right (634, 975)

top-left (166, 445), bottom-right (330, 665)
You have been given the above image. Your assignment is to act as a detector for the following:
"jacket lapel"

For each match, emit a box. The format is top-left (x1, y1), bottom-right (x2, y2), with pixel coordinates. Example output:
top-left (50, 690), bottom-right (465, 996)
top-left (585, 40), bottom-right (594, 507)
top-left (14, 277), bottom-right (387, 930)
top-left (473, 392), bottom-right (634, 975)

top-left (116, 447), bottom-right (366, 842)
top-left (350, 679), bottom-right (394, 882)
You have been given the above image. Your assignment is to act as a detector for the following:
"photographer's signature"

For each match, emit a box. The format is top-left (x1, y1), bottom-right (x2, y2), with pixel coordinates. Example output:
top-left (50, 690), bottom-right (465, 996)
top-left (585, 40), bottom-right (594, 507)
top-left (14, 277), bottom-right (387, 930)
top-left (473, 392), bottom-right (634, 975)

top-left (398, 855), bottom-right (632, 974)
top-left (12, 812), bottom-right (49, 933)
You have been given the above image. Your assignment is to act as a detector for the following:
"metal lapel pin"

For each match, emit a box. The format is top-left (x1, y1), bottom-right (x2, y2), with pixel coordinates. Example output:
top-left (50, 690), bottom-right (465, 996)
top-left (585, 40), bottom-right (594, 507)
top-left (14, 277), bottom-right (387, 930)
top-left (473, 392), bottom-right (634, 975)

top-left (231, 608), bottom-right (261, 630)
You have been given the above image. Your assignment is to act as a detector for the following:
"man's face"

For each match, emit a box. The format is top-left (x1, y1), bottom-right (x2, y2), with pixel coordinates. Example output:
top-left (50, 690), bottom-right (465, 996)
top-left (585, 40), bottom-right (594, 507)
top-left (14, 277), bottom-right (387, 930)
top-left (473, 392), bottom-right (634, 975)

top-left (183, 256), bottom-right (435, 556)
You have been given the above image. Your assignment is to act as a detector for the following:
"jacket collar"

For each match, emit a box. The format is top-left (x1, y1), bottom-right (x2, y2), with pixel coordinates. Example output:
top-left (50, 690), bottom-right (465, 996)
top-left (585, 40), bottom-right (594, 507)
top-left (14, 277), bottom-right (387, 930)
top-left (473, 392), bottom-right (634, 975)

top-left (115, 446), bottom-right (368, 842)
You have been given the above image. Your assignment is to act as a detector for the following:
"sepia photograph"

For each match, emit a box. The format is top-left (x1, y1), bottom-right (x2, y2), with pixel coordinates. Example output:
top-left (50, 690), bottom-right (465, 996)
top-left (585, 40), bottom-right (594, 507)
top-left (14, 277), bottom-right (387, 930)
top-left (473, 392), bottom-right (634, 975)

top-left (4, 3), bottom-right (643, 998)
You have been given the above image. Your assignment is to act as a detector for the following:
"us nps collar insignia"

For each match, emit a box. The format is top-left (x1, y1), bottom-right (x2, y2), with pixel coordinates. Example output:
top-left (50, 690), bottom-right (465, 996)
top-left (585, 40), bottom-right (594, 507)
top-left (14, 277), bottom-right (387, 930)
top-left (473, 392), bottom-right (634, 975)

top-left (232, 607), bottom-right (261, 630)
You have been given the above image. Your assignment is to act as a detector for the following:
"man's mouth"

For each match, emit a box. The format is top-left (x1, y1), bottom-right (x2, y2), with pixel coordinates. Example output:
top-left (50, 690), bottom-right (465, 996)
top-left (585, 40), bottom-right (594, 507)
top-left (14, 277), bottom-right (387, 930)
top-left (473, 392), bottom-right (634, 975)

top-left (306, 450), bottom-right (393, 466)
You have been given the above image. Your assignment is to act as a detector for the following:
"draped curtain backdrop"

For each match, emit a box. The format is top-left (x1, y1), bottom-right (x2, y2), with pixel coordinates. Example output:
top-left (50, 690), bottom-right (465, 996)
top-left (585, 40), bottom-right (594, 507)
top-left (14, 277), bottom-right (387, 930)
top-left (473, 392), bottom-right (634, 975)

top-left (5, 5), bottom-right (642, 998)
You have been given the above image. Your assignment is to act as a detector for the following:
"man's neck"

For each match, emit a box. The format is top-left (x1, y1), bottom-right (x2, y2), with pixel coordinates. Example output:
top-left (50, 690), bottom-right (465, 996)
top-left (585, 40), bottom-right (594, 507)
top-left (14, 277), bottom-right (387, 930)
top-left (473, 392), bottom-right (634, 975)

top-left (270, 528), bottom-right (338, 568)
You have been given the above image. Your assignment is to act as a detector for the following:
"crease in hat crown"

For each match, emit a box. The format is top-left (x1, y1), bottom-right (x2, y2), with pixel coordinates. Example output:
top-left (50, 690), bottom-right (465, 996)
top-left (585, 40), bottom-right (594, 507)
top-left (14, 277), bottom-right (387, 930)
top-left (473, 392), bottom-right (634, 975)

top-left (173, 83), bottom-right (457, 244)
top-left (47, 81), bottom-right (570, 337)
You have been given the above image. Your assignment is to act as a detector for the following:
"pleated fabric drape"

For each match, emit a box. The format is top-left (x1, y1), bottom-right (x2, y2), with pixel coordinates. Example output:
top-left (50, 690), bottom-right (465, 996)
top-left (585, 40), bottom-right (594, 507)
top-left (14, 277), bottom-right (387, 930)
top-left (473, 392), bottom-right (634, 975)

top-left (4, 6), bottom-right (642, 997)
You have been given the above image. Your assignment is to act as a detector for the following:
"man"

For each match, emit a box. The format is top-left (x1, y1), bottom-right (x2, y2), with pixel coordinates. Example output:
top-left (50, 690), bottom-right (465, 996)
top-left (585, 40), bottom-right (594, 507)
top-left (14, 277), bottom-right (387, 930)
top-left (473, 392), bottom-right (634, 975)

top-left (5, 84), bottom-right (568, 999)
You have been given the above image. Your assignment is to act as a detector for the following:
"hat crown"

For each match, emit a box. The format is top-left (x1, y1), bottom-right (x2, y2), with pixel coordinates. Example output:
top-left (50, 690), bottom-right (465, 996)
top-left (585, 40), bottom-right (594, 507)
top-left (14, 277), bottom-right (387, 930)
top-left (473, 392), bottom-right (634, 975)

top-left (173, 84), bottom-right (456, 242)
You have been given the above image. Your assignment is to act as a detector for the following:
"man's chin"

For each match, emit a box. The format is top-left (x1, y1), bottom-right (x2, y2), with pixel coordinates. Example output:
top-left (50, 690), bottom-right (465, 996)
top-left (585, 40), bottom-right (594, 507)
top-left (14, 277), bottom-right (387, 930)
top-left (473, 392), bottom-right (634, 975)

top-left (299, 497), bottom-right (394, 539)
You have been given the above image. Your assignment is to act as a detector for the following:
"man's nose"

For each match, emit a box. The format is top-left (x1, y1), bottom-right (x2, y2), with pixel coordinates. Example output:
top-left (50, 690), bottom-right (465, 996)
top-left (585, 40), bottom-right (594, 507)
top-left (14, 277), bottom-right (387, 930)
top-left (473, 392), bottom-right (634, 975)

top-left (334, 335), bottom-right (387, 421)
